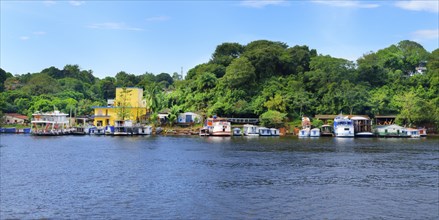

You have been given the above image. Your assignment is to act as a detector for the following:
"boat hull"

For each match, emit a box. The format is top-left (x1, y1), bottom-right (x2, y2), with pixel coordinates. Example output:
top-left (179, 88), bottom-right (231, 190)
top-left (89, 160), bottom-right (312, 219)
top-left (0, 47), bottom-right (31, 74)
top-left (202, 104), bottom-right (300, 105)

top-left (212, 132), bottom-right (231, 136)
top-left (355, 132), bottom-right (374, 137)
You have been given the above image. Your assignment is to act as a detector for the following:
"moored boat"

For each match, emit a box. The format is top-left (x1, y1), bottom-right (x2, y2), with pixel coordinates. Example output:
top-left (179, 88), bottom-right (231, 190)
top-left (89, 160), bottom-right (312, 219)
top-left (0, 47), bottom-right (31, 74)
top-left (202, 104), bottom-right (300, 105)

top-left (270, 128), bottom-right (280, 136)
top-left (92, 126), bottom-right (105, 135)
top-left (333, 115), bottom-right (354, 137)
top-left (320, 125), bottom-right (333, 136)
top-left (31, 110), bottom-right (70, 136)
top-left (298, 128), bottom-right (310, 137)
top-left (374, 124), bottom-right (408, 137)
top-left (243, 124), bottom-right (259, 136)
top-left (351, 115), bottom-right (373, 137)
top-left (137, 125), bottom-right (152, 135)
top-left (258, 127), bottom-right (271, 136)
top-left (199, 127), bottom-right (210, 136)
top-left (206, 117), bottom-right (231, 136)
top-left (298, 116), bottom-right (311, 137)
top-left (113, 120), bottom-right (132, 136)
top-left (404, 128), bottom-right (420, 138)
top-left (418, 128), bottom-right (427, 137)
top-left (310, 128), bottom-right (320, 137)
top-left (233, 128), bottom-right (242, 136)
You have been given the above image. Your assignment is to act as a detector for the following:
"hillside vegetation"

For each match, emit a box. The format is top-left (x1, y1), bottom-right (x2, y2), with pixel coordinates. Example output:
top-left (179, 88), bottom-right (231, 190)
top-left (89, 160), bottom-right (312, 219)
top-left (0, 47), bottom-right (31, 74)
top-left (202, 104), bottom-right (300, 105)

top-left (1, 40), bottom-right (438, 129)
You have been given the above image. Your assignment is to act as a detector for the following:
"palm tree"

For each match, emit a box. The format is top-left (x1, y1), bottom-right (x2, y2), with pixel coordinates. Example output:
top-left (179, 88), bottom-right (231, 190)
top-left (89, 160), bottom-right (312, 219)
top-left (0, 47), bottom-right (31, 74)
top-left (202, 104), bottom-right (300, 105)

top-left (144, 82), bottom-right (161, 114)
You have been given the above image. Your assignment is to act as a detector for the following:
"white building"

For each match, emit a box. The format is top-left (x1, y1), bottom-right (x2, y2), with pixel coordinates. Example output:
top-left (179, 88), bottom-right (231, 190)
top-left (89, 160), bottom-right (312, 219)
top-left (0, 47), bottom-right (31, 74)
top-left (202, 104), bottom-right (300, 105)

top-left (178, 112), bottom-right (201, 124)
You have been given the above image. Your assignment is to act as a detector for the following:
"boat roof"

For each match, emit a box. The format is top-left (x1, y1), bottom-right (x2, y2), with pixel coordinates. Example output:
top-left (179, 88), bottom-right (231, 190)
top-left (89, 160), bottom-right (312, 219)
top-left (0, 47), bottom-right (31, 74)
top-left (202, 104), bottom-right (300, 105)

top-left (375, 124), bottom-right (404, 129)
top-left (349, 116), bottom-right (370, 120)
top-left (32, 110), bottom-right (68, 116)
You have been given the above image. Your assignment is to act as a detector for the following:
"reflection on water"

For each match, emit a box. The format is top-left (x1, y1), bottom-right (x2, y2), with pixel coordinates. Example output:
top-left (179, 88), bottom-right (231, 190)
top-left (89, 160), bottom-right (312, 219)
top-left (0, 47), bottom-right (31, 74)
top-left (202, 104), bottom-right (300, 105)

top-left (1, 134), bottom-right (438, 219)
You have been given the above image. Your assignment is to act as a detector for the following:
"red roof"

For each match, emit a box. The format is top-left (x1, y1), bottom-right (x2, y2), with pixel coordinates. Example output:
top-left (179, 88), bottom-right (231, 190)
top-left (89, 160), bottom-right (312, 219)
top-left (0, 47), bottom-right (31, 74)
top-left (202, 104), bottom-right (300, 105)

top-left (5, 113), bottom-right (28, 120)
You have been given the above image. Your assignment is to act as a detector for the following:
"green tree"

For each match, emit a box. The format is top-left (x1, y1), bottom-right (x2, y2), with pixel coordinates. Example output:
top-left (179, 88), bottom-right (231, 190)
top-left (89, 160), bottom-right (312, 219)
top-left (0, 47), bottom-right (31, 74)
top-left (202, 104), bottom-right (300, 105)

top-left (356, 52), bottom-right (388, 87)
top-left (115, 71), bottom-right (138, 87)
top-left (211, 42), bottom-right (244, 66)
top-left (99, 77), bottom-right (116, 100)
top-left (243, 40), bottom-right (287, 80)
top-left (0, 68), bottom-right (13, 92)
top-left (22, 73), bottom-right (60, 95)
top-left (222, 57), bottom-right (256, 89)
top-left (42, 66), bottom-right (63, 79)
top-left (394, 91), bottom-right (423, 126)
top-left (156, 73), bottom-right (174, 88)
top-left (259, 110), bottom-right (287, 128)
top-left (28, 97), bottom-right (54, 114)
top-left (115, 87), bottom-right (132, 120)
top-left (144, 82), bottom-right (161, 114)
top-left (264, 93), bottom-right (287, 112)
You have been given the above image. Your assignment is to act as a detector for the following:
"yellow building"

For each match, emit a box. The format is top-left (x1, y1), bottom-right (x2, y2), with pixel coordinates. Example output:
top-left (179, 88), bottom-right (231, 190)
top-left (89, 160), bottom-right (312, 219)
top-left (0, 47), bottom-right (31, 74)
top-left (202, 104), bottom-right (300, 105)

top-left (93, 87), bottom-right (147, 127)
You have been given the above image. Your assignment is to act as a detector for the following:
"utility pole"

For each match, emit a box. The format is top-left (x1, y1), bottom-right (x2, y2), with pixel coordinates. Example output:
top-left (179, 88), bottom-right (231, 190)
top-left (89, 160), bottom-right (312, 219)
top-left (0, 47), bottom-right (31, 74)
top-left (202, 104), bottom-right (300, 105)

top-left (180, 67), bottom-right (183, 80)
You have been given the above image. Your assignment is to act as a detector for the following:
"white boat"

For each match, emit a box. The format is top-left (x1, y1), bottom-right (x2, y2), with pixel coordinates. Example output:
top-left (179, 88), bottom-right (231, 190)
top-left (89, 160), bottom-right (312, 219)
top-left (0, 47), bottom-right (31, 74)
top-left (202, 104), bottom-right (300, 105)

top-left (31, 110), bottom-right (70, 136)
top-left (404, 128), bottom-right (421, 138)
top-left (137, 125), bottom-right (152, 135)
top-left (298, 116), bottom-right (311, 137)
top-left (206, 117), bottom-right (231, 136)
top-left (243, 124), bottom-right (259, 136)
top-left (92, 126), bottom-right (106, 135)
top-left (270, 128), bottom-right (280, 136)
top-left (114, 120), bottom-right (132, 136)
top-left (310, 128), bottom-right (320, 137)
top-left (258, 127), bottom-right (271, 136)
top-left (333, 115), bottom-right (354, 137)
top-left (298, 128), bottom-right (310, 137)
top-left (233, 128), bottom-right (242, 136)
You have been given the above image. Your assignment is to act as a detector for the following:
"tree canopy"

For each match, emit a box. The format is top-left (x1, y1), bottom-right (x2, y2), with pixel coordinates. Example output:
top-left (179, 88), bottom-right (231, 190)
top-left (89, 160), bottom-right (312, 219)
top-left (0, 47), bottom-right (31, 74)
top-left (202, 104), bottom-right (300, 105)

top-left (1, 40), bottom-right (437, 130)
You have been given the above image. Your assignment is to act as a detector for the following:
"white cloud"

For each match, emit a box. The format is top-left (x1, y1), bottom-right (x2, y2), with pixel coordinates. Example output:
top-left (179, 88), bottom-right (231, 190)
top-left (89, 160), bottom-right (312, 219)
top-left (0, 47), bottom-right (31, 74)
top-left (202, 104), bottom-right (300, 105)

top-left (312, 1), bottom-right (380, 9)
top-left (395, 1), bottom-right (439, 13)
top-left (87, 22), bottom-right (143, 31)
top-left (240, 0), bottom-right (288, 8)
top-left (69, 1), bottom-right (85, 6)
top-left (412, 29), bottom-right (439, 40)
top-left (20, 36), bottom-right (30, 41)
top-left (146, 16), bottom-right (171, 22)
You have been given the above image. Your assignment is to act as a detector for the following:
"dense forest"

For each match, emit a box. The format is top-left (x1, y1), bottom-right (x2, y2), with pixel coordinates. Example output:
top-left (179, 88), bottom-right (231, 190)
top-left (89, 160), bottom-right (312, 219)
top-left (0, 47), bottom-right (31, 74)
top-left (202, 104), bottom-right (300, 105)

top-left (1, 40), bottom-right (438, 130)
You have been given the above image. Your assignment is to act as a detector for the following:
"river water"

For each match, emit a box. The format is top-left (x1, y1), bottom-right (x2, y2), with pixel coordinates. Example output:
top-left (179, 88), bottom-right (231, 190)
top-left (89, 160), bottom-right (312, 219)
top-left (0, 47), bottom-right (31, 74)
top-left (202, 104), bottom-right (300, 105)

top-left (0, 134), bottom-right (438, 219)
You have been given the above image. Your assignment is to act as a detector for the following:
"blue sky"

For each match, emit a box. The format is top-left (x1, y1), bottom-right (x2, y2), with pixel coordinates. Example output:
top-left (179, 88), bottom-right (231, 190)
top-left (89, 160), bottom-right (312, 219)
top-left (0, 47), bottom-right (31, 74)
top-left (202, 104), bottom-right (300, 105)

top-left (1, 0), bottom-right (438, 79)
